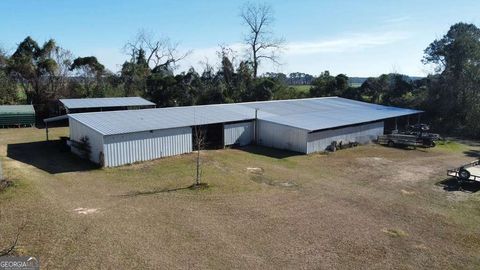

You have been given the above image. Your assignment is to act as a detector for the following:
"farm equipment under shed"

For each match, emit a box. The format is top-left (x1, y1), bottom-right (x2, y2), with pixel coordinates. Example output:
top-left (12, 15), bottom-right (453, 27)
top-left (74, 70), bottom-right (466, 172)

top-left (404, 124), bottom-right (441, 142)
top-left (378, 123), bottom-right (440, 148)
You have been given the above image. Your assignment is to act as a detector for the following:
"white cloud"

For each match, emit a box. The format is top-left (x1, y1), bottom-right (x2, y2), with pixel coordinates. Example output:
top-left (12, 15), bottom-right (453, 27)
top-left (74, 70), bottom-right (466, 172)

top-left (383, 16), bottom-right (411, 24)
top-left (285, 31), bottom-right (410, 55)
top-left (178, 30), bottom-right (413, 76)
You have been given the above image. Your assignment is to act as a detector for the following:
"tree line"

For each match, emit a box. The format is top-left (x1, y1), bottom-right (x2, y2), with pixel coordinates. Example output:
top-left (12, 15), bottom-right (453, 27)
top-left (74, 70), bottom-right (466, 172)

top-left (0, 3), bottom-right (478, 138)
top-left (306, 23), bottom-right (480, 138)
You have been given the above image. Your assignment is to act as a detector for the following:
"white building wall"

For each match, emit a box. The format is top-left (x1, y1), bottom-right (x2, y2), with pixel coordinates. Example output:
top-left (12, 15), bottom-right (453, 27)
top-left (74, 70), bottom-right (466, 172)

top-left (69, 118), bottom-right (104, 164)
top-left (224, 121), bottom-right (254, 146)
top-left (306, 121), bottom-right (384, 154)
top-left (103, 127), bottom-right (192, 167)
top-left (257, 120), bottom-right (308, 153)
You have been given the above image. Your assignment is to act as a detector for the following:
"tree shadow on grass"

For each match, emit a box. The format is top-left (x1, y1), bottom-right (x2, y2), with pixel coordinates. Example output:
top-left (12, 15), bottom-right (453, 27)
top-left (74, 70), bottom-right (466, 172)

top-left (378, 145), bottom-right (419, 151)
top-left (7, 140), bottom-right (97, 174)
top-left (445, 137), bottom-right (480, 147)
top-left (436, 178), bottom-right (480, 193)
top-left (119, 183), bottom-right (209, 197)
top-left (463, 150), bottom-right (480, 158)
top-left (235, 145), bottom-right (302, 159)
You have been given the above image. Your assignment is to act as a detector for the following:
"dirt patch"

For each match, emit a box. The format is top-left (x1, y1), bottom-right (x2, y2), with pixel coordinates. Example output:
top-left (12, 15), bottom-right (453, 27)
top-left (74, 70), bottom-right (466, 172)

top-left (247, 167), bottom-right (298, 188)
top-left (395, 166), bottom-right (436, 183)
top-left (246, 167), bottom-right (264, 174)
top-left (400, 189), bottom-right (415, 195)
top-left (250, 174), bottom-right (298, 188)
top-left (356, 156), bottom-right (393, 166)
top-left (73, 208), bottom-right (100, 215)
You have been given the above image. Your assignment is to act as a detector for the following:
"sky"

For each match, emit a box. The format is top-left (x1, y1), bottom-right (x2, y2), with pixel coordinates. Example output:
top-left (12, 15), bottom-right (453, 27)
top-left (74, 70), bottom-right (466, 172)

top-left (0, 0), bottom-right (479, 77)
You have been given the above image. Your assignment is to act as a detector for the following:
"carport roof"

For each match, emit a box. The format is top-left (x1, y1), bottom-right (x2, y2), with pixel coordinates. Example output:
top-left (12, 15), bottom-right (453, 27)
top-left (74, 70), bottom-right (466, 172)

top-left (0, 105), bottom-right (35, 115)
top-left (59, 97), bottom-right (155, 109)
top-left (68, 97), bottom-right (422, 136)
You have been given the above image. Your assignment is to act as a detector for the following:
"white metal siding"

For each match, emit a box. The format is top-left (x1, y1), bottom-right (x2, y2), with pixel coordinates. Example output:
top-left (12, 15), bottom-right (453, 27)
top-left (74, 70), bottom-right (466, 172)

top-left (306, 121), bottom-right (384, 153)
top-left (69, 118), bottom-right (104, 164)
top-left (257, 120), bottom-right (308, 153)
top-left (224, 121), bottom-right (254, 146)
top-left (103, 127), bottom-right (192, 167)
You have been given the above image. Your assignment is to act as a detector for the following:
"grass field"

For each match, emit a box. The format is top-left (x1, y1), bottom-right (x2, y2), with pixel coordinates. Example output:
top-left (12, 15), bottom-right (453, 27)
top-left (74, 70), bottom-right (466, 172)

top-left (1, 127), bottom-right (480, 269)
top-left (290, 83), bottom-right (362, 94)
top-left (290, 85), bottom-right (311, 93)
top-left (349, 82), bottom-right (362, 88)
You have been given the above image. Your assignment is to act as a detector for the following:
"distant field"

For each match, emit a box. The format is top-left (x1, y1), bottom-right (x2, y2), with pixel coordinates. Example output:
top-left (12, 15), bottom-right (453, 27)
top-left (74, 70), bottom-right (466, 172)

top-left (290, 83), bottom-right (361, 93)
top-left (1, 127), bottom-right (480, 269)
top-left (289, 85), bottom-right (311, 93)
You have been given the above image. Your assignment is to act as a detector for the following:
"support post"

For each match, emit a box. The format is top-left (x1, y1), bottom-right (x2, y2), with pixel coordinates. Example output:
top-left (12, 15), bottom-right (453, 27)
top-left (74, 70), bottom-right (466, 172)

top-left (394, 118), bottom-right (398, 130)
top-left (46, 122), bottom-right (49, 141)
top-left (222, 123), bottom-right (225, 149)
top-left (254, 109), bottom-right (258, 144)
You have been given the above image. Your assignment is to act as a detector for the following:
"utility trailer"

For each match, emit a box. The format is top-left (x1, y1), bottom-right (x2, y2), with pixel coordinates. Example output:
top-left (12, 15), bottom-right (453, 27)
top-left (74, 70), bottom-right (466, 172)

top-left (377, 133), bottom-right (435, 148)
top-left (447, 159), bottom-right (480, 183)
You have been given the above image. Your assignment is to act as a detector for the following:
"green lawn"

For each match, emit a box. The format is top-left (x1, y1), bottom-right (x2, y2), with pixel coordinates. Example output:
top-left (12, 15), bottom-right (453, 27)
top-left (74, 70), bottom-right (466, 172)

top-left (349, 82), bottom-right (362, 88)
top-left (289, 84), bottom-right (311, 93)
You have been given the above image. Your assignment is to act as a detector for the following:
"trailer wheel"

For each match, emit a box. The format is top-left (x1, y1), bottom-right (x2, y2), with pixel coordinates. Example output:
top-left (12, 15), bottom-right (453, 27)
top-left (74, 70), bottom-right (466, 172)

top-left (430, 141), bottom-right (436, 147)
top-left (458, 168), bottom-right (471, 181)
top-left (388, 140), bottom-right (395, 147)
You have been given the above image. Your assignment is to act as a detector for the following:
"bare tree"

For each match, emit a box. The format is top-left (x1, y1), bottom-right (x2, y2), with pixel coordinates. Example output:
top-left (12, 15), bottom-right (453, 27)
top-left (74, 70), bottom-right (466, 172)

top-left (123, 29), bottom-right (190, 71)
top-left (193, 125), bottom-right (206, 187)
top-left (49, 47), bottom-right (73, 98)
top-left (240, 2), bottom-right (284, 78)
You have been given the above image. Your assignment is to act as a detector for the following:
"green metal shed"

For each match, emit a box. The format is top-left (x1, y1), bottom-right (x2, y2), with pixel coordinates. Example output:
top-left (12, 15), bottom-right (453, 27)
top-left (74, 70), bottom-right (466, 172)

top-left (0, 105), bottom-right (36, 127)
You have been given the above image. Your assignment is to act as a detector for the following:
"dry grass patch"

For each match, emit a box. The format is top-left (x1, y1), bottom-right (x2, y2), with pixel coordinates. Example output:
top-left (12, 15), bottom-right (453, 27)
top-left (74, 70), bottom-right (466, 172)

top-left (382, 228), bottom-right (408, 238)
top-left (0, 127), bottom-right (480, 269)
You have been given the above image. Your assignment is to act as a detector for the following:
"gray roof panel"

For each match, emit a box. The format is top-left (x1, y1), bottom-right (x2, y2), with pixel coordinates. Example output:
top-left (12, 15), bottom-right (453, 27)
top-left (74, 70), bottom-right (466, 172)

top-left (60, 97), bottom-right (155, 109)
top-left (69, 97), bottom-right (422, 135)
top-left (0, 105), bottom-right (35, 114)
top-left (69, 103), bottom-right (257, 135)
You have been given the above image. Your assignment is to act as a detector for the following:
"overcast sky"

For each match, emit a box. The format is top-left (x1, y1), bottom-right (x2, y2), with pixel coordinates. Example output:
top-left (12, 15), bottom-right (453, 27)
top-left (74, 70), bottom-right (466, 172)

top-left (1, 0), bottom-right (479, 77)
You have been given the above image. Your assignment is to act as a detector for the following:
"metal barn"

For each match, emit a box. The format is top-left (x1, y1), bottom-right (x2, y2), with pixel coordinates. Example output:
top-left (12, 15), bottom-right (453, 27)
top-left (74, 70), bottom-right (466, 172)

top-left (0, 105), bottom-right (36, 127)
top-left (67, 97), bottom-right (421, 167)
top-left (68, 104), bottom-right (256, 167)
top-left (59, 97), bottom-right (155, 114)
top-left (44, 97), bottom-right (156, 140)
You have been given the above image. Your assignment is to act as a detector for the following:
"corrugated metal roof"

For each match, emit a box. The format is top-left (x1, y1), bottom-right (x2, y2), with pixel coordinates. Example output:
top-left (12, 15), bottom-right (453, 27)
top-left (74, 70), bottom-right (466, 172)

top-left (253, 98), bottom-right (421, 131)
top-left (69, 97), bottom-right (422, 136)
top-left (59, 97), bottom-right (155, 109)
top-left (0, 105), bottom-right (35, 114)
top-left (69, 103), bottom-right (256, 135)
